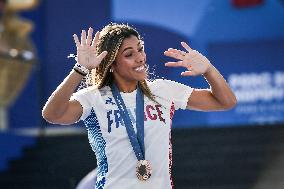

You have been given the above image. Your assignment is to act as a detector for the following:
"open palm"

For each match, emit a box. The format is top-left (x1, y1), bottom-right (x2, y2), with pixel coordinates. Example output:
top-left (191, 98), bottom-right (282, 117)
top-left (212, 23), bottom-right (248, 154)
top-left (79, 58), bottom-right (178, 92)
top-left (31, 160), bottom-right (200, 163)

top-left (164, 42), bottom-right (211, 76)
top-left (73, 27), bottom-right (107, 70)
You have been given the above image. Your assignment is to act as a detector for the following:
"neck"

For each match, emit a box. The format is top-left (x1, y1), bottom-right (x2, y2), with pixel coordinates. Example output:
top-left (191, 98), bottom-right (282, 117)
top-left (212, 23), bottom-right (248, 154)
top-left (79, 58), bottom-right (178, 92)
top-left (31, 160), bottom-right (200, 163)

top-left (114, 79), bottom-right (138, 93)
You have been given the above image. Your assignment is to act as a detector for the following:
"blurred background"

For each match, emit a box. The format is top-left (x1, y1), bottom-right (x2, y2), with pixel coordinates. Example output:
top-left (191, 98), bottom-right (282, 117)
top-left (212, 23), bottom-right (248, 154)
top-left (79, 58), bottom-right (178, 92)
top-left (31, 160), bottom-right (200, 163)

top-left (0, 0), bottom-right (284, 188)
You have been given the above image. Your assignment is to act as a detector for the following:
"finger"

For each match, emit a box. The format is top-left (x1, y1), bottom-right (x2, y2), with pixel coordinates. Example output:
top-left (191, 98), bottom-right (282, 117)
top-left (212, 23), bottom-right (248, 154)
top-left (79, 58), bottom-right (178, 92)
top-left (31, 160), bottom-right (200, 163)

top-left (86, 27), bottom-right (93, 46)
top-left (73, 34), bottom-right (80, 48)
top-left (97, 51), bottom-right (108, 62)
top-left (91, 31), bottom-right (100, 47)
top-left (181, 42), bottom-right (193, 52)
top-left (164, 51), bottom-right (184, 60)
top-left (179, 50), bottom-right (187, 56)
top-left (167, 48), bottom-right (184, 53)
top-left (165, 61), bottom-right (183, 67)
top-left (167, 49), bottom-right (188, 60)
top-left (167, 48), bottom-right (186, 56)
top-left (167, 48), bottom-right (179, 53)
top-left (181, 70), bottom-right (195, 76)
top-left (81, 30), bottom-right (87, 45)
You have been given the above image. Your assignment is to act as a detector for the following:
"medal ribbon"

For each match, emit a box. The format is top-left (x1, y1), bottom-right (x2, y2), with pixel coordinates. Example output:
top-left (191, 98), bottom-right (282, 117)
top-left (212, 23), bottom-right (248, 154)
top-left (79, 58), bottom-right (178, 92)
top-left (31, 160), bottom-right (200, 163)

top-left (111, 83), bottom-right (145, 160)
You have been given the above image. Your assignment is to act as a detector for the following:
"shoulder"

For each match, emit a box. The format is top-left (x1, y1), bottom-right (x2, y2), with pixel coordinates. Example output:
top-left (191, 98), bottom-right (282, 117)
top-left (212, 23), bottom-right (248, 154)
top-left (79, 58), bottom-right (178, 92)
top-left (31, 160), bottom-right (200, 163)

top-left (72, 85), bottom-right (112, 101)
top-left (74, 85), bottom-right (112, 95)
top-left (147, 78), bottom-right (185, 85)
top-left (72, 86), bottom-right (98, 96)
top-left (147, 79), bottom-right (190, 91)
top-left (147, 79), bottom-right (194, 106)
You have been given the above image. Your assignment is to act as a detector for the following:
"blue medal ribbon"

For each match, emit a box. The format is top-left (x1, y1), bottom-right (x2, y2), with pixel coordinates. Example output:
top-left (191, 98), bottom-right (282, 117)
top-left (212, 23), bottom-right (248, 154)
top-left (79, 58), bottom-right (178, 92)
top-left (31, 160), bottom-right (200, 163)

top-left (111, 83), bottom-right (145, 160)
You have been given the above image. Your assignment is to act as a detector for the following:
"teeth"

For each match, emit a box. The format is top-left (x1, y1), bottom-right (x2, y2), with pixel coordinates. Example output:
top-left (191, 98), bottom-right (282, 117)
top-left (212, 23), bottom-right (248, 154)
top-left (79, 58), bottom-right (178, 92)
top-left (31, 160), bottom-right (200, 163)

top-left (135, 65), bottom-right (145, 72)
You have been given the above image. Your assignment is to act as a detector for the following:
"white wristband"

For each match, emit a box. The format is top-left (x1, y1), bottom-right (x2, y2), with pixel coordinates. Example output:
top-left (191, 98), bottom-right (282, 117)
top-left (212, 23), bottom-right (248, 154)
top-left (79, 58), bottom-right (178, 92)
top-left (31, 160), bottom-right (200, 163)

top-left (74, 63), bottom-right (89, 75)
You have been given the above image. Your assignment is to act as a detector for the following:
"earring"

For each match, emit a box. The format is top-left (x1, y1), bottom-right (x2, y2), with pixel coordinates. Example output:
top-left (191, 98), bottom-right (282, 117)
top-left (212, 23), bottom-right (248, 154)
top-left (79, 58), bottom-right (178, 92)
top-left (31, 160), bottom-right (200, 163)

top-left (110, 68), bottom-right (113, 73)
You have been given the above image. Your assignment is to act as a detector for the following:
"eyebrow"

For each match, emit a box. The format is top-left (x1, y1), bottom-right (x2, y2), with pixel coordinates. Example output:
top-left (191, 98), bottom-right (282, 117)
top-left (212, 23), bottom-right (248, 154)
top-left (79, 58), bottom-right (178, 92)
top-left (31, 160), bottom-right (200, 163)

top-left (121, 41), bottom-right (141, 54)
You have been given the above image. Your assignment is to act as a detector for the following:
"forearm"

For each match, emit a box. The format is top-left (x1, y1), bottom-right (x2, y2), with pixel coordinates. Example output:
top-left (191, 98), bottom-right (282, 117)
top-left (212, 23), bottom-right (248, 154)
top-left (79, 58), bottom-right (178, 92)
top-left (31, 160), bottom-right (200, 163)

top-left (203, 63), bottom-right (237, 108)
top-left (42, 70), bottom-right (84, 120)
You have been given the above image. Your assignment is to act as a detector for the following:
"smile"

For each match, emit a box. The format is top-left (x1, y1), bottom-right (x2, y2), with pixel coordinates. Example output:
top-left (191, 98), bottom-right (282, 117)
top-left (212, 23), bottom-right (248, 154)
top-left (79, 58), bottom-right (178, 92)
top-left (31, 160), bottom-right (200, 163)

top-left (134, 65), bottom-right (146, 72)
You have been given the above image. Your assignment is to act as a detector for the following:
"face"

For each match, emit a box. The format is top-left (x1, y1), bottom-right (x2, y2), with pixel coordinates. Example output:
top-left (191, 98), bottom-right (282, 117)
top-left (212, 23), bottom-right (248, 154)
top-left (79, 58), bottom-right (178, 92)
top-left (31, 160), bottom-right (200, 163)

top-left (112, 35), bottom-right (147, 84)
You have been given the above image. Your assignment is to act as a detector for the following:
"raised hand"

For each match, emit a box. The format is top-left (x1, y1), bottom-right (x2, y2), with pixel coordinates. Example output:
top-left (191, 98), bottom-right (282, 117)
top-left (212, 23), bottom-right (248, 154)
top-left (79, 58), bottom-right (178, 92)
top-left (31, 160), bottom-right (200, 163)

top-left (73, 27), bottom-right (107, 70)
top-left (164, 42), bottom-right (211, 76)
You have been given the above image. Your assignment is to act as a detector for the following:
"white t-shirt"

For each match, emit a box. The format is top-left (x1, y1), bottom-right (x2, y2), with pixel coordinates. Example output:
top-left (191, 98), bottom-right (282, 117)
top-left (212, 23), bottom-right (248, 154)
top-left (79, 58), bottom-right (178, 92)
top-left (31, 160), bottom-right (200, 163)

top-left (71, 79), bottom-right (193, 189)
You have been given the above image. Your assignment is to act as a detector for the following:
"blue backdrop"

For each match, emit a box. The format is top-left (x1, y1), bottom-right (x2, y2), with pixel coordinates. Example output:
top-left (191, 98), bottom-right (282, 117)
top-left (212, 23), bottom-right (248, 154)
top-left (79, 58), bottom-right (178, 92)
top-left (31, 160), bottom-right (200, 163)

top-left (8, 0), bottom-right (284, 128)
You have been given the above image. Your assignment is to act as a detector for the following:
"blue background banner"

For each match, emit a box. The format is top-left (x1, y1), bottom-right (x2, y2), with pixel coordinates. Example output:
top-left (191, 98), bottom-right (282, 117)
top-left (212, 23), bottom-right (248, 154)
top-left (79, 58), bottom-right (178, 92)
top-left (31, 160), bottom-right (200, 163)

top-left (9, 0), bottom-right (284, 128)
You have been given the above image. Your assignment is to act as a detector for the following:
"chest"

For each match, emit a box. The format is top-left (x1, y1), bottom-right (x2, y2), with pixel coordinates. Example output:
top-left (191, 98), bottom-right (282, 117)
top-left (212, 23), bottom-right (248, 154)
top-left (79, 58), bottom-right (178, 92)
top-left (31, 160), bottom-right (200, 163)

top-left (93, 93), bottom-right (172, 139)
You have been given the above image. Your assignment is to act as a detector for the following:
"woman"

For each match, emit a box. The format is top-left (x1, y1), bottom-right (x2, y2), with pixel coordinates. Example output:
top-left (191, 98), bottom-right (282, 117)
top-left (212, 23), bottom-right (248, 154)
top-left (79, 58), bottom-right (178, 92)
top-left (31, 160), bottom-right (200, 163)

top-left (42, 23), bottom-right (237, 189)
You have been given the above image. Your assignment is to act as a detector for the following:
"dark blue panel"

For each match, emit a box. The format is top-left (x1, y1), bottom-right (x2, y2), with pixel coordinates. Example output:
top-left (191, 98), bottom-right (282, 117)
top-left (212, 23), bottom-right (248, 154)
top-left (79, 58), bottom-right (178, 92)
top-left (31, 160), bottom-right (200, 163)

top-left (207, 40), bottom-right (284, 126)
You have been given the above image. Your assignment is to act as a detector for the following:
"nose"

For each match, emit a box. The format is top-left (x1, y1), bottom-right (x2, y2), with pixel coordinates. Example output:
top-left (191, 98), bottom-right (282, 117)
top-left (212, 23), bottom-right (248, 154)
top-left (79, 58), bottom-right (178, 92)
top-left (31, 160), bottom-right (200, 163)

top-left (136, 51), bottom-right (145, 63)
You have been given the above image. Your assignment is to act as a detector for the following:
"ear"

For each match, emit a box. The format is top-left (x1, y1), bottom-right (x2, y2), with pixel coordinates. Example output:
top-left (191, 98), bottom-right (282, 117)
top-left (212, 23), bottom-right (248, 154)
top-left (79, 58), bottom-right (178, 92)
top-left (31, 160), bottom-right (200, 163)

top-left (111, 61), bottom-right (117, 68)
top-left (110, 63), bottom-right (116, 72)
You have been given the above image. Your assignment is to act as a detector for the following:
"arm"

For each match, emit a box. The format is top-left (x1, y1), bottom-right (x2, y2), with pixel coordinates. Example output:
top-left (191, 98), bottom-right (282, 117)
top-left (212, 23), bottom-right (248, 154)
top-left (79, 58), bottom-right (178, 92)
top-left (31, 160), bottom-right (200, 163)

top-left (164, 42), bottom-right (237, 112)
top-left (42, 27), bottom-right (107, 124)
top-left (42, 70), bottom-right (84, 124)
top-left (187, 64), bottom-right (237, 111)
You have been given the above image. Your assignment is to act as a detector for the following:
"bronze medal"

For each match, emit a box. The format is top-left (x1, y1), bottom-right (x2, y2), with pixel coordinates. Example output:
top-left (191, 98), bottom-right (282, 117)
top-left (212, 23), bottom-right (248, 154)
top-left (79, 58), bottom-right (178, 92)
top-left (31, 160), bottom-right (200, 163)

top-left (136, 160), bottom-right (152, 181)
top-left (111, 84), bottom-right (151, 181)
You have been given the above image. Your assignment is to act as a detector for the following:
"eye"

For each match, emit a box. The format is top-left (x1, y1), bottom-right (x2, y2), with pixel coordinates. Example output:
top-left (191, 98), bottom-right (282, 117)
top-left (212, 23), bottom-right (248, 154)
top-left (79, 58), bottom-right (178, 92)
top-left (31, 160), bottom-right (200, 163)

top-left (125, 53), bottom-right (132, 57)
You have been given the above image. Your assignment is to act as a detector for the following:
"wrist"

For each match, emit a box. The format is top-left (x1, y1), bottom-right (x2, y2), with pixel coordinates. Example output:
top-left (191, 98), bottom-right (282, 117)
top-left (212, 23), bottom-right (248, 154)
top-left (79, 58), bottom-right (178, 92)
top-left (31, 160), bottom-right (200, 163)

top-left (73, 63), bottom-right (89, 76)
top-left (203, 63), bottom-right (214, 77)
top-left (73, 68), bottom-right (87, 76)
